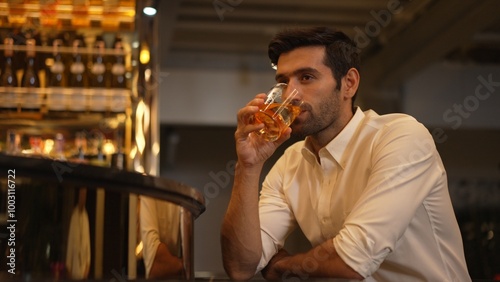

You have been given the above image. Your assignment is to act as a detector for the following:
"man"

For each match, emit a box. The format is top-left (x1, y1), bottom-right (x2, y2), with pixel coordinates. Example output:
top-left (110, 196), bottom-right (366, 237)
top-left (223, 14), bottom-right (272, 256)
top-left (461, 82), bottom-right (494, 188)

top-left (220, 27), bottom-right (471, 281)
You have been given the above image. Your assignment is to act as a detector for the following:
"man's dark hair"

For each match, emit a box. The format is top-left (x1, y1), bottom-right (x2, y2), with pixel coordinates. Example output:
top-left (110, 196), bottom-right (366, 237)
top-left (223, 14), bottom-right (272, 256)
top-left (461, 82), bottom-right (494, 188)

top-left (268, 26), bottom-right (360, 103)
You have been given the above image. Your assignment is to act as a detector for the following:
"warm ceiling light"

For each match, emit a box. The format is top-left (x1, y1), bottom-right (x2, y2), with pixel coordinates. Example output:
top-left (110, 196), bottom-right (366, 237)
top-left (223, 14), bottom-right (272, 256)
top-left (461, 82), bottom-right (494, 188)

top-left (139, 44), bottom-right (150, 64)
top-left (143, 0), bottom-right (157, 16)
top-left (143, 7), bottom-right (156, 16)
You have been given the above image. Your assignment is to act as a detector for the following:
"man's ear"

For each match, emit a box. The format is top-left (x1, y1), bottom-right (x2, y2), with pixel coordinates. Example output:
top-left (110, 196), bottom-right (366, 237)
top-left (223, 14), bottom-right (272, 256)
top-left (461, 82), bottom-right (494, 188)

top-left (342, 68), bottom-right (360, 100)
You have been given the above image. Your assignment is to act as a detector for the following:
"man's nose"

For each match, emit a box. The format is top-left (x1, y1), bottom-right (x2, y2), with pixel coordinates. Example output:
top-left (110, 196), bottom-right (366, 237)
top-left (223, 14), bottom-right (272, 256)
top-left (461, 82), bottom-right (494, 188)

top-left (283, 83), bottom-right (301, 101)
top-left (282, 88), bottom-right (301, 106)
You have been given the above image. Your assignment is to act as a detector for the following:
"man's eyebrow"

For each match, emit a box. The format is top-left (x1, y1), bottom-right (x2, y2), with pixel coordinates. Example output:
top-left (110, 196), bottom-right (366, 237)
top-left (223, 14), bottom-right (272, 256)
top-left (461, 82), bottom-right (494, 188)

top-left (275, 67), bottom-right (320, 81)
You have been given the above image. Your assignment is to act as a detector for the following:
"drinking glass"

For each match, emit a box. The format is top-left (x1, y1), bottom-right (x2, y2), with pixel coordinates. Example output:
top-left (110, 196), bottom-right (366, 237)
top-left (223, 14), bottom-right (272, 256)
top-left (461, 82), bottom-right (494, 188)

top-left (253, 83), bottom-right (303, 142)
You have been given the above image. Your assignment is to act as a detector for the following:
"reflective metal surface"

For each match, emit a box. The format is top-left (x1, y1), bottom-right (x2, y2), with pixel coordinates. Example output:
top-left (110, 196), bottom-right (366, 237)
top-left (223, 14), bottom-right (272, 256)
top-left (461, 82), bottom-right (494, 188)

top-left (0, 154), bottom-right (205, 281)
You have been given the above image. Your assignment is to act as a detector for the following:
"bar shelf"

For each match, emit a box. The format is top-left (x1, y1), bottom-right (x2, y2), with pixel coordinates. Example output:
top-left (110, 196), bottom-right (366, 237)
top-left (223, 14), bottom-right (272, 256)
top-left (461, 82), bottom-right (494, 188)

top-left (0, 86), bottom-right (131, 114)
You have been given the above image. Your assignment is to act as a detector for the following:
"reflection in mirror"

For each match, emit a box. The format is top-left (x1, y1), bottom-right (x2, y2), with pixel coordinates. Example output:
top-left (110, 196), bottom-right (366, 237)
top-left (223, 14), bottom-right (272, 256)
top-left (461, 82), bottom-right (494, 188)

top-left (139, 196), bottom-right (184, 279)
top-left (65, 188), bottom-right (91, 279)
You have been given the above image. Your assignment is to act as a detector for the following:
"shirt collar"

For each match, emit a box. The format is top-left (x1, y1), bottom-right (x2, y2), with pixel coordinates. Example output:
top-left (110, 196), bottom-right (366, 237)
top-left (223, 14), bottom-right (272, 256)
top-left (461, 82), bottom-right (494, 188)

top-left (302, 107), bottom-right (365, 168)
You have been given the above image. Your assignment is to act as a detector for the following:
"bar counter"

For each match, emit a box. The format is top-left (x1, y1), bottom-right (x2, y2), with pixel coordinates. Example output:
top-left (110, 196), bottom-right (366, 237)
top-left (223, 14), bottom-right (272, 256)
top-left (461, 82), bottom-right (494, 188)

top-left (0, 153), bottom-right (205, 281)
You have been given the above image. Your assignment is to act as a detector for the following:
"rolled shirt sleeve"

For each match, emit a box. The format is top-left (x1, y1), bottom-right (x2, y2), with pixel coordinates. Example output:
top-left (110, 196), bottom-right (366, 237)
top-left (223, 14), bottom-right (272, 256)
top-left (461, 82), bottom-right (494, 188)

top-left (256, 154), bottom-right (299, 273)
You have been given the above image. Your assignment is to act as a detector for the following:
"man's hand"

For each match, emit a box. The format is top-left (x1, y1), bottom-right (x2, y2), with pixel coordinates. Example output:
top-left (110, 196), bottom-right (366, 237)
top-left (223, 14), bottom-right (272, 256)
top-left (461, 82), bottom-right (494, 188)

top-left (261, 249), bottom-right (291, 281)
top-left (149, 242), bottom-right (183, 279)
top-left (235, 94), bottom-right (292, 168)
top-left (260, 241), bottom-right (364, 281)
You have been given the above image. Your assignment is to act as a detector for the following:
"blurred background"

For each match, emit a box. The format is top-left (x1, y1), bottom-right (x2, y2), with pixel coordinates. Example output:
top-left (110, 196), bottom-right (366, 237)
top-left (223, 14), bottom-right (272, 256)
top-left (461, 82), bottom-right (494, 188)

top-left (154, 0), bottom-right (500, 279)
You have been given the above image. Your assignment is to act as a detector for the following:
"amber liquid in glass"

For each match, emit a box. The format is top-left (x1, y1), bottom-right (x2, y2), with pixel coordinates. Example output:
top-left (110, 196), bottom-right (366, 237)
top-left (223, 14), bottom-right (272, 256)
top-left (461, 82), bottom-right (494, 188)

top-left (254, 102), bottom-right (301, 141)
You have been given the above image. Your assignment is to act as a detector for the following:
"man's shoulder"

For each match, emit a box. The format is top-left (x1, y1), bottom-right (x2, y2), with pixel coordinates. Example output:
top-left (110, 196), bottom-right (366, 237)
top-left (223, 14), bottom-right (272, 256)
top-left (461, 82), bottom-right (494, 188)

top-left (363, 109), bottom-right (421, 130)
top-left (361, 109), bottom-right (434, 147)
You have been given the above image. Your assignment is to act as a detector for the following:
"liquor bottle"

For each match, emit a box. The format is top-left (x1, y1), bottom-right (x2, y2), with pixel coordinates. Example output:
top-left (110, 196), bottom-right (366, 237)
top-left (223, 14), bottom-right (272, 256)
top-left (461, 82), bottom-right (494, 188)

top-left (89, 36), bottom-right (107, 112)
top-left (21, 38), bottom-right (41, 111)
top-left (72, 131), bottom-right (88, 163)
top-left (111, 128), bottom-right (125, 170)
top-left (48, 38), bottom-right (66, 87)
top-left (110, 38), bottom-right (126, 89)
top-left (46, 38), bottom-right (67, 112)
top-left (5, 130), bottom-right (21, 155)
top-left (89, 133), bottom-right (108, 167)
top-left (0, 37), bottom-right (19, 112)
top-left (10, 28), bottom-right (26, 79)
top-left (69, 37), bottom-right (86, 87)
top-left (110, 37), bottom-right (127, 112)
top-left (89, 36), bottom-right (107, 88)
top-left (68, 37), bottom-right (87, 112)
top-left (53, 133), bottom-right (66, 161)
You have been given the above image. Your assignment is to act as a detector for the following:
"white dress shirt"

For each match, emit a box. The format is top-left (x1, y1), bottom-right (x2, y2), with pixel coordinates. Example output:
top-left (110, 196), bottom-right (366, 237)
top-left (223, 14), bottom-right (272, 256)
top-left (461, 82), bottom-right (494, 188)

top-left (257, 108), bottom-right (471, 281)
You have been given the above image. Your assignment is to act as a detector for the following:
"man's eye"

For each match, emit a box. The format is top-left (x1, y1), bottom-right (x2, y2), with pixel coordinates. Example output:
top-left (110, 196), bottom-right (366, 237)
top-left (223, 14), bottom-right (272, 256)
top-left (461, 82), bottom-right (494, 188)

top-left (301, 74), bottom-right (314, 81)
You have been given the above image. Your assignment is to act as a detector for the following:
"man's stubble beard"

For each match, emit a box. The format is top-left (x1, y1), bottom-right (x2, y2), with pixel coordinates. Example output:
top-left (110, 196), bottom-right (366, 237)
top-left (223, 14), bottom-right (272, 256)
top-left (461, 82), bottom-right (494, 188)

top-left (291, 89), bottom-right (341, 140)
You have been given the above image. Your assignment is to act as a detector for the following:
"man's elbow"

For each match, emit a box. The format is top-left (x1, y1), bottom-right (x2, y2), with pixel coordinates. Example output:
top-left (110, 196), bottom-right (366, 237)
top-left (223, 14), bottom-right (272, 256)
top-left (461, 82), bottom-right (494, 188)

top-left (223, 264), bottom-right (256, 281)
top-left (220, 236), bottom-right (261, 280)
top-left (227, 271), bottom-right (256, 281)
top-left (222, 253), bottom-right (258, 281)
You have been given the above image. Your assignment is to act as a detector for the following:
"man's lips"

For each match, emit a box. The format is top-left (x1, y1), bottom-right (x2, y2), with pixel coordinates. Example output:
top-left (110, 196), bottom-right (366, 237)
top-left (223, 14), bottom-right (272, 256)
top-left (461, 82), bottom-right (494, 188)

top-left (293, 110), bottom-right (307, 123)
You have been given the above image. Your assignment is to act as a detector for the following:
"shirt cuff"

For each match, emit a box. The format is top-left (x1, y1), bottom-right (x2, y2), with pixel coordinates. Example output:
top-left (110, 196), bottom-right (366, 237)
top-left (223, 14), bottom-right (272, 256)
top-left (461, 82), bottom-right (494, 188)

top-left (333, 228), bottom-right (388, 278)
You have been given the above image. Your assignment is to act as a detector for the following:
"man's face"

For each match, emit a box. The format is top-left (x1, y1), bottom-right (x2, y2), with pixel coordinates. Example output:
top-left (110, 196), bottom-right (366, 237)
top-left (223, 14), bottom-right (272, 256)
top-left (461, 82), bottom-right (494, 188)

top-left (275, 46), bottom-right (343, 138)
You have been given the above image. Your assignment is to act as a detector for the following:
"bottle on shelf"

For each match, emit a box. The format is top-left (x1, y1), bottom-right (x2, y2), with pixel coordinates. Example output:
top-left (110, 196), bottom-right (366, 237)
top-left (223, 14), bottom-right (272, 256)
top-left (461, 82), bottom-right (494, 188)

top-left (47, 38), bottom-right (66, 87)
top-left (110, 37), bottom-right (126, 89)
top-left (89, 132), bottom-right (108, 167)
top-left (21, 38), bottom-right (42, 111)
top-left (89, 36), bottom-right (107, 88)
top-left (89, 35), bottom-right (108, 112)
top-left (53, 133), bottom-right (66, 161)
top-left (46, 37), bottom-right (67, 112)
top-left (0, 37), bottom-right (19, 112)
top-left (72, 131), bottom-right (88, 163)
top-left (109, 37), bottom-right (128, 112)
top-left (68, 36), bottom-right (87, 112)
top-left (10, 28), bottom-right (26, 78)
top-left (5, 129), bottom-right (21, 155)
top-left (111, 128), bottom-right (125, 170)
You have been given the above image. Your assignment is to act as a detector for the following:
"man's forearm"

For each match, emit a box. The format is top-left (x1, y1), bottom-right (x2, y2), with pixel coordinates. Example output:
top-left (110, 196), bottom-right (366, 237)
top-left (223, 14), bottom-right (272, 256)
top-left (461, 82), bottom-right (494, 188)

top-left (221, 162), bottom-right (264, 280)
top-left (149, 242), bottom-right (183, 279)
top-left (264, 239), bottom-right (363, 280)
